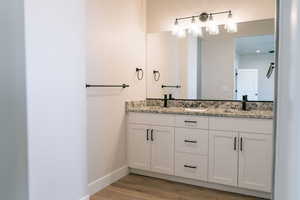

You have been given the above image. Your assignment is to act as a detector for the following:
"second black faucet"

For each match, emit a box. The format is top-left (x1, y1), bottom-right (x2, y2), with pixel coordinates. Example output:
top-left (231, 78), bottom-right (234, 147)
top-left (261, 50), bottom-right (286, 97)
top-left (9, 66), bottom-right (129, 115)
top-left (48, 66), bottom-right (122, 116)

top-left (163, 94), bottom-right (175, 108)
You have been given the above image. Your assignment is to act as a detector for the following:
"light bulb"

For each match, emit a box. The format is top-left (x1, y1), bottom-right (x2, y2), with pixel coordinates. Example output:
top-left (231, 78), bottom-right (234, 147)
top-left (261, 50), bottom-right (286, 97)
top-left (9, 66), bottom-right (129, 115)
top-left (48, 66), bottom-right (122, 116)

top-left (172, 19), bottom-right (180, 36)
top-left (188, 17), bottom-right (203, 37)
top-left (172, 19), bottom-right (187, 38)
top-left (206, 14), bottom-right (219, 35)
top-left (191, 26), bottom-right (203, 37)
top-left (177, 28), bottom-right (187, 38)
top-left (225, 11), bottom-right (238, 33)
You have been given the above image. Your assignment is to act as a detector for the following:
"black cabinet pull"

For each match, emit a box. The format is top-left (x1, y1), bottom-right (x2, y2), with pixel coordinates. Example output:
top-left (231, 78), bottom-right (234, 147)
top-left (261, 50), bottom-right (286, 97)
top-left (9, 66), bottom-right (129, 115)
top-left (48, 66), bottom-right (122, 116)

top-left (151, 129), bottom-right (154, 141)
top-left (184, 165), bottom-right (197, 169)
top-left (146, 129), bottom-right (149, 141)
top-left (240, 137), bottom-right (243, 152)
top-left (184, 120), bottom-right (197, 124)
top-left (234, 137), bottom-right (237, 151)
top-left (184, 140), bottom-right (197, 144)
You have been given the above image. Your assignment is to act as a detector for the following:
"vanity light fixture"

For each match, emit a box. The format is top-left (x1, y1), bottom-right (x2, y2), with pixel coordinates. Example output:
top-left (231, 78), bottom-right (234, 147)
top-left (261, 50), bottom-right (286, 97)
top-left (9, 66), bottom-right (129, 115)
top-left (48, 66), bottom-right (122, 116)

top-left (207, 14), bottom-right (220, 35)
top-left (172, 10), bottom-right (238, 38)
top-left (172, 19), bottom-right (180, 36)
top-left (225, 11), bottom-right (238, 33)
top-left (172, 19), bottom-right (187, 38)
top-left (188, 16), bottom-right (203, 37)
top-left (177, 28), bottom-right (187, 38)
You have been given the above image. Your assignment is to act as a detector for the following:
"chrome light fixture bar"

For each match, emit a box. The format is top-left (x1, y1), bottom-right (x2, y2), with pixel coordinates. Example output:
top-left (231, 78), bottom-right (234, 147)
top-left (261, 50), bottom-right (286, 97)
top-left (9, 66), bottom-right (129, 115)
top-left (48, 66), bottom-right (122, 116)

top-left (172, 10), bottom-right (238, 38)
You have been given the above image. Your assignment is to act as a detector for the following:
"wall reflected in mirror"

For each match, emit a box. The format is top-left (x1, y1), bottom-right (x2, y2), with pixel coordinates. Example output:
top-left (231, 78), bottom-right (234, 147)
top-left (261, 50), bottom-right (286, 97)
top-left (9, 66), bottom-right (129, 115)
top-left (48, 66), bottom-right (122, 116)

top-left (147, 19), bottom-right (275, 101)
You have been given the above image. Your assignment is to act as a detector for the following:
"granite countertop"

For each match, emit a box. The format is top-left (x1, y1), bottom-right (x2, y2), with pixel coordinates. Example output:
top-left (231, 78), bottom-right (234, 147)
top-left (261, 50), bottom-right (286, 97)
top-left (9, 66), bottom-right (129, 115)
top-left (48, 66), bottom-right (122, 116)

top-left (126, 105), bottom-right (273, 119)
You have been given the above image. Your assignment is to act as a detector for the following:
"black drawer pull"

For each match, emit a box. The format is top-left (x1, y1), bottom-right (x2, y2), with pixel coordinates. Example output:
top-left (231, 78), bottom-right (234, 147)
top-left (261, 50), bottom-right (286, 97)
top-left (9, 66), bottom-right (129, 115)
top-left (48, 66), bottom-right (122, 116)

top-left (184, 140), bottom-right (197, 144)
top-left (146, 129), bottom-right (150, 141)
top-left (234, 137), bottom-right (237, 151)
top-left (151, 129), bottom-right (154, 141)
top-left (240, 137), bottom-right (243, 152)
top-left (184, 120), bottom-right (197, 124)
top-left (184, 165), bottom-right (197, 169)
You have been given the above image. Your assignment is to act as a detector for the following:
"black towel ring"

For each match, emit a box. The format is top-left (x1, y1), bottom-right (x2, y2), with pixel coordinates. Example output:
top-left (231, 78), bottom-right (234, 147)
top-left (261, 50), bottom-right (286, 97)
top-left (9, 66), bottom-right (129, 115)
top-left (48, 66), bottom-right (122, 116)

top-left (136, 68), bottom-right (144, 80)
top-left (153, 70), bottom-right (160, 81)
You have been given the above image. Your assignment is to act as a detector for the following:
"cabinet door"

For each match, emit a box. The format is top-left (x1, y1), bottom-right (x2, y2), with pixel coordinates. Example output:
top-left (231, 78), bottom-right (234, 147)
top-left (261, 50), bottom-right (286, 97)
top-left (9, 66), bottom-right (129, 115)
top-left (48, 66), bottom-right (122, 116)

top-left (151, 126), bottom-right (175, 175)
top-left (127, 124), bottom-right (151, 170)
top-left (209, 131), bottom-right (238, 186)
top-left (238, 133), bottom-right (273, 192)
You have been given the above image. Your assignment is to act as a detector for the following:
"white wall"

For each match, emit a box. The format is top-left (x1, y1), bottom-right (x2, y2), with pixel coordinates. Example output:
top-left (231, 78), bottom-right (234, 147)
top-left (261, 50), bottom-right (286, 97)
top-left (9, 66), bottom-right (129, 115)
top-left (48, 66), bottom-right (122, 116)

top-left (86, 0), bottom-right (146, 193)
top-left (238, 54), bottom-right (275, 101)
top-left (0, 0), bottom-right (28, 200)
top-left (274, 0), bottom-right (300, 199)
top-left (24, 0), bottom-right (88, 199)
top-left (146, 0), bottom-right (275, 32)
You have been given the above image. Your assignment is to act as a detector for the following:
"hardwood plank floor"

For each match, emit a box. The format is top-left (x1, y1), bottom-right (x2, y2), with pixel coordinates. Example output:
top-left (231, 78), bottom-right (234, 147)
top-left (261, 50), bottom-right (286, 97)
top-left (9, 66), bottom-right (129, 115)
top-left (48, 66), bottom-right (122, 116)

top-left (91, 174), bottom-right (265, 200)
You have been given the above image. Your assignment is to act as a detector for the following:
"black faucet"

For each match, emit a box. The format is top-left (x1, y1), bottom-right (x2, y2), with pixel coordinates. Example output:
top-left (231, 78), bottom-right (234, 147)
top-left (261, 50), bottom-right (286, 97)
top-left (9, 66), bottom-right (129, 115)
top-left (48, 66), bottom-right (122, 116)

top-left (169, 94), bottom-right (175, 100)
top-left (242, 95), bottom-right (248, 111)
top-left (163, 94), bottom-right (175, 107)
top-left (163, 94), bottom-right (168, 108)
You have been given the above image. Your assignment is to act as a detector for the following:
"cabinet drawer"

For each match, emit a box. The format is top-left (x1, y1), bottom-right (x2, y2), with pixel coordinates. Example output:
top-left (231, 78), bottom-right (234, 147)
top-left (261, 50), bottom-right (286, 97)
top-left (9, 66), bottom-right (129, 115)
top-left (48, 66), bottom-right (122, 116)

top-left (175, 115), bottom-right (209, 129)
top-left (175, 128), bottom-right (208, 155)
top-left (175, 153), bottom-right (208, 181)
top-left (209, 117), bottom-right (273, 134)
top-left (128, 112), bottom-right (175, 127)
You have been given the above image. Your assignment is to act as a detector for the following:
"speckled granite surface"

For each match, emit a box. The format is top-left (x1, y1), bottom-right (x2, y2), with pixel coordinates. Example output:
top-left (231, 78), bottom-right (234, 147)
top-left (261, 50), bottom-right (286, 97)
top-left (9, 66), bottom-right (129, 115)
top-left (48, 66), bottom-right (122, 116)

top-left (126, 100), bottom-right (273, 119)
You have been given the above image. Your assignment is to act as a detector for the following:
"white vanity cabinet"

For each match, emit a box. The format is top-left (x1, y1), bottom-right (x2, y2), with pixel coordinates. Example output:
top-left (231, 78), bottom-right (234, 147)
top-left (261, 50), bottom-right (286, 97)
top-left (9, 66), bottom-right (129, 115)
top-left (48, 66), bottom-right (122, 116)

top-left (127, 114), bottom-right (175, 175)
top-left (209, 117), bottom-right (273, 192)
top-left (209, 130), bottom-right (239, 186)
top-left (174, 116), bottom-right (209, 182)
top-left (238, 133), bottom-right (273, 192)
top-left (127, 124), bottom-right (151, 171)
top-left (127, 112), bottom-right (273, 195)
top-left (150, 126), bottom-right (174, 175)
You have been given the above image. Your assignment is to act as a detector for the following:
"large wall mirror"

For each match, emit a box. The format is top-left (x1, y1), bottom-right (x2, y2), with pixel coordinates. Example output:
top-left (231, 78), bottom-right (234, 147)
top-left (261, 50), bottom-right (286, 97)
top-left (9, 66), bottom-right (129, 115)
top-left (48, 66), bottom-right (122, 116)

top-left (147, 19), bottom-right (275, 101)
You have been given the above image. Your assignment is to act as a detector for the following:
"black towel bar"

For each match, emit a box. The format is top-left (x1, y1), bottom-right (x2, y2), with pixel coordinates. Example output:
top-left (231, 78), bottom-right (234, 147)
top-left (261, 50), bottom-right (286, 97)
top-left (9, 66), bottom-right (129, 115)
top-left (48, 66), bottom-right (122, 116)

top-left (86, 84), bottom-right (130, 88)
top-left (161, 85), bottom-right (181, 88)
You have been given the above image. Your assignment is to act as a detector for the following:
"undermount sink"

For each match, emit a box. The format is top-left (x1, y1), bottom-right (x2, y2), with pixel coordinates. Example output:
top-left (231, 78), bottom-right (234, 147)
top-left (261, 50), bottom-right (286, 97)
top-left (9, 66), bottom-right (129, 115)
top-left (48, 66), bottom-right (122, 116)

top-left (184, 108), bottom-right (208, 112)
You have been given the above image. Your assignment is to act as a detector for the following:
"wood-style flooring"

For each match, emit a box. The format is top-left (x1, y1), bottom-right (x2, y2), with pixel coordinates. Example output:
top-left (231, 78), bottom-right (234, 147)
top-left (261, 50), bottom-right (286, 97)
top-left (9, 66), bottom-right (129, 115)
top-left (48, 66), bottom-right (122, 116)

top-left (91, 174), bottom-right (265, 200)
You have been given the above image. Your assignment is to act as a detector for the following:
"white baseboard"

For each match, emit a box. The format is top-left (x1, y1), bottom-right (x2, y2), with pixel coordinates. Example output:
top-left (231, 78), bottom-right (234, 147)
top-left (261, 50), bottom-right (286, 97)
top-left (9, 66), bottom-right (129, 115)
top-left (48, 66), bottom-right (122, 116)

top-left (80, 195), bottom-right (90, 200)
top-left (88, 166), bottom-right (129, 196)
top-left (130, 168), bottom-right (272, 199)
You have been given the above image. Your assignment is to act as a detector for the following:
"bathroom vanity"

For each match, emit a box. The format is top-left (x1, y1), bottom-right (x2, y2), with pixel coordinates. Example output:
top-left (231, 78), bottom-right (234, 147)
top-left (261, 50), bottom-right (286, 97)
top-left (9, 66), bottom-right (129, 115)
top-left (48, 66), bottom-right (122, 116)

top-left (126, 18), bottom-right (276, 199)
top-left (126, 100), bottom-right (273, 199)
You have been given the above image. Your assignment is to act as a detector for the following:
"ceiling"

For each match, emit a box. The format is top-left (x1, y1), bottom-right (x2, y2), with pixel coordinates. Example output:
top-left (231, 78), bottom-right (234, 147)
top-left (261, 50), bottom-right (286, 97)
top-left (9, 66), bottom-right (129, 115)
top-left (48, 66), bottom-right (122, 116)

top-left (235, 35), bottom-right (275, 55)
